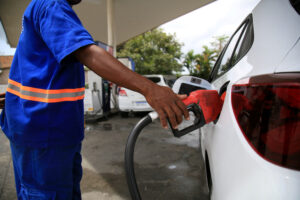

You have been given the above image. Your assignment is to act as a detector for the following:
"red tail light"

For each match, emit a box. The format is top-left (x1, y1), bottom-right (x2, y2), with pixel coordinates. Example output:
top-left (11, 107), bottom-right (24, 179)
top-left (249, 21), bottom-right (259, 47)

top-left (119, 88), bottom-right (127, 96)
top-left (231, 73), bottom-right (300, 170)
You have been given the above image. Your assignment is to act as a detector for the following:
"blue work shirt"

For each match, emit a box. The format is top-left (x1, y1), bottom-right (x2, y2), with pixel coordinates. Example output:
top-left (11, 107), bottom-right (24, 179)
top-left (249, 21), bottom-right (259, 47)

top-left (0, 0), bottom-right (94, 147)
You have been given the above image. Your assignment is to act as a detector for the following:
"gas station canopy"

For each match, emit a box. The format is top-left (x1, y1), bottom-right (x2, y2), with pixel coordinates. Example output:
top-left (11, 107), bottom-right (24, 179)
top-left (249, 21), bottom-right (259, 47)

top-left (0, 0), bottom-right (214, 49)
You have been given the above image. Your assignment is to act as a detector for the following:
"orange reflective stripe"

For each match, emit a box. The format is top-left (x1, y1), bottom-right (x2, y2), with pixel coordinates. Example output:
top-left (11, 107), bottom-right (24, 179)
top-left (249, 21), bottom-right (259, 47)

top-left (7, 79), bottom-right (85, 103)
top-left (8, 79), bottom-right (85, 94)
top-left (7, 88), bottom-right (85, 103)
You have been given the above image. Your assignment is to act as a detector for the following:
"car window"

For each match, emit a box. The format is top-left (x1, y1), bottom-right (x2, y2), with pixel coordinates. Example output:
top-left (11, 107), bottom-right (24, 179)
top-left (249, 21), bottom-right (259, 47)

top-left (290, 0), bottom-right (300, 14)
top-left (147, 77), bottom-right (161, 83)
top-left (210, 15), bottom-right (254, 82)
top-left (235, 23), bottom-right (254, 61)
top-left (217, 25), bottom-right (246, 76)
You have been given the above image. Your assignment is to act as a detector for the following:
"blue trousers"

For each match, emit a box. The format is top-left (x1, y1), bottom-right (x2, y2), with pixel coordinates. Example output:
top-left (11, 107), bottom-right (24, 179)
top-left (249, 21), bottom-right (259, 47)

top-left (10, 142), bottom-right (82, 200)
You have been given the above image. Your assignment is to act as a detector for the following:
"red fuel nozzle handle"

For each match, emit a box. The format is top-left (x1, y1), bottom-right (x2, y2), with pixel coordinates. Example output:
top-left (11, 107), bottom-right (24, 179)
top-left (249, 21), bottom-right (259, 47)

top-left (170, 90), bottom-right (223, 138)
top-left (182, 90), bottom-right (223, 124)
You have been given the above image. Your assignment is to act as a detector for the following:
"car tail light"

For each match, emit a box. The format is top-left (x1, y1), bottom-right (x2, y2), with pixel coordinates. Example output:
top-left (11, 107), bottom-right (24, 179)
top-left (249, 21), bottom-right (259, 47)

top-left (119, 88), bottom-right (127, 96)
top-left (231, 73), bottom-right (300, 170)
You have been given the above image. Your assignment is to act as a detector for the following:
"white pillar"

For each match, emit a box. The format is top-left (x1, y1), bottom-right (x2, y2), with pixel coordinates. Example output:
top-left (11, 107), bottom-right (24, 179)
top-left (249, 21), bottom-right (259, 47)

top-left (107, 0), bottom-right (118, 110)
top-left (107, 0), bottom-right (117, 57)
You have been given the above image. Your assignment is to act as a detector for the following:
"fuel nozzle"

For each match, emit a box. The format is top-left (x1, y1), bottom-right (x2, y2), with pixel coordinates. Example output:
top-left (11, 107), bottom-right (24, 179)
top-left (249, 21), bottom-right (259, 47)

top-left (171, 90), bottom-right (223, 137)
top-left (125, 82), bottom-right (225, 200)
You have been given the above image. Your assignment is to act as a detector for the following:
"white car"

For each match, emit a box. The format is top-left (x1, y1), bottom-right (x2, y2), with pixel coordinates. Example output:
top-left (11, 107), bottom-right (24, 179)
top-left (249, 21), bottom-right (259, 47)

top-left (118, 75), bottom-right (169, 116)
top-left (198, 0), bottom-right (300, 199)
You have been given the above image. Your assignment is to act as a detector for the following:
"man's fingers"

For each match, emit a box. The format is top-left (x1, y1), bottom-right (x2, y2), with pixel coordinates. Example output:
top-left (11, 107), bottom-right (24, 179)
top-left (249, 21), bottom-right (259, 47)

top-left (163, 106), bottom-right (178, 129)
top-left (177, 94), bottom-right (187, 100)
top-left (175, 99), bottom-right (190, 120)
top-left (145, 86), bottom-right (190, 130)
top-left (156, 97), bottom-right (189, 130)
top-left (157, 110), bottom-right (168, 129)
top-left (171, 102), bottom-right (183, 125)
top-left (176, 94), bottom-right (189, 120)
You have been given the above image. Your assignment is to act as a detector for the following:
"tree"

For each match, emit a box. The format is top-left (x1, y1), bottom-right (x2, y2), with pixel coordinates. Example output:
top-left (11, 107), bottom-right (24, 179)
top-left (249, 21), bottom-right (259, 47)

top-left (210, 35), bottom-right (229, 56)
top-left (117, 28), bottom-right (183, 75)
top-left (182, 50), bottom-right (198, 74)
top-left (183, 35), bottom-right (229, 80)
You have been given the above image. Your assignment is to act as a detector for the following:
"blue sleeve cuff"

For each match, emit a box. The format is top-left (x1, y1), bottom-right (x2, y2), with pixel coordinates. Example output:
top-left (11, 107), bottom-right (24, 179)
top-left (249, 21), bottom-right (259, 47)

top-left (57, 40), bottom-right (95, 63)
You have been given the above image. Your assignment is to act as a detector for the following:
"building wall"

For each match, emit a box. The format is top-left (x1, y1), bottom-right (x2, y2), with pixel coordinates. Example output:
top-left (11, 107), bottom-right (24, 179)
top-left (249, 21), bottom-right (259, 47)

top-left (0, 56), bottom-right (13, 85)
top-left (0, 68), bottom-right (9, 85)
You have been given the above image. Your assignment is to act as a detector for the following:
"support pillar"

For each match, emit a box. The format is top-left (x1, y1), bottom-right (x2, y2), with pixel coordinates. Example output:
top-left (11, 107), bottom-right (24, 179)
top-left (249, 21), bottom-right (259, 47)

top-left (107, 0), bottom-right (117, 56)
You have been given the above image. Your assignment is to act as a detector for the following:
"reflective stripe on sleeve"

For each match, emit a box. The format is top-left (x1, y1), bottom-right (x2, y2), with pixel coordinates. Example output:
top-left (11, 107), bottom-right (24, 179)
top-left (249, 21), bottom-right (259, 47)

top-left (7, 79), bottom-right (85, 103)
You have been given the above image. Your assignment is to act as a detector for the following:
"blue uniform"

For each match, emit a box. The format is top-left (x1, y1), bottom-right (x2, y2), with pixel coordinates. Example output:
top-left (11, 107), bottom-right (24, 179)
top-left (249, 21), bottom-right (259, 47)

top-left (0, 0), bottom-right (94, 199)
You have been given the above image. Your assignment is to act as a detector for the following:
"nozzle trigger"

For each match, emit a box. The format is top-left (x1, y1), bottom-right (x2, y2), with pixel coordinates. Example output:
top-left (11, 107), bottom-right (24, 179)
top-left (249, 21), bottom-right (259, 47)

top-left (170, 103), bottom-right (206, 138)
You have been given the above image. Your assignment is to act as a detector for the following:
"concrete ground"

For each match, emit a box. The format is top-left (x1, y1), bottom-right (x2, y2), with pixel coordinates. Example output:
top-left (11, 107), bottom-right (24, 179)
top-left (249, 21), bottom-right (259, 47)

top-left (0, 114), bottom-right (209, 200)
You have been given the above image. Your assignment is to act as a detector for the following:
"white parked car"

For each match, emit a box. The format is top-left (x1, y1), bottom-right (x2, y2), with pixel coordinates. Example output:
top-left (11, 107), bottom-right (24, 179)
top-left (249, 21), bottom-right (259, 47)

top-left (198, 0), bottom-right (300, 199)
top-left (118, 75), bottom-right (169, 116)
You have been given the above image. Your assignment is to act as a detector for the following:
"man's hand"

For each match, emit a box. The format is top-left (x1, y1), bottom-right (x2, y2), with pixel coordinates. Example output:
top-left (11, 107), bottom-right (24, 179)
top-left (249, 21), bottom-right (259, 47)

top-left (0, 93), bottom-right (5, 109)
top-left (74, 44), bottom-right (189, 129)
top-left (145, 85), bottom-right (189, 129)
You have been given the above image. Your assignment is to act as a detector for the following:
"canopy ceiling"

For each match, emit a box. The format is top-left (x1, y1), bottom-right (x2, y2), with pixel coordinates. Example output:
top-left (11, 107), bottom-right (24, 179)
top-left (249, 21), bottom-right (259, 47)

top-left (0, 0), bottom-right (214, 47)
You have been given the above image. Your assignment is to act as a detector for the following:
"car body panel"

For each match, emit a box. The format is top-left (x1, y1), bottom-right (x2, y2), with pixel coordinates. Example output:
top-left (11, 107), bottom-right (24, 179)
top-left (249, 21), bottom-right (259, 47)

top-left (202, 85), bottom-right (300, 200)
top-left (246, 0), bottom-right (300, 77)
top-left (200, 0), bottom-right (300, 199)
top-left (276, 38), bottom-right (300, 73)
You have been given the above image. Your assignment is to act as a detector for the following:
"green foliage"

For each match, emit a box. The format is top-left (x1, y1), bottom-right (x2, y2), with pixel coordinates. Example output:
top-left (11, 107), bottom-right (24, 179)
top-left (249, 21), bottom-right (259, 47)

top-left (210, 35), bottom-right (229, 56)
top-left (183, 35), bottom-right (229, 80)
top-left (117, 28), bottom-right (183, 75)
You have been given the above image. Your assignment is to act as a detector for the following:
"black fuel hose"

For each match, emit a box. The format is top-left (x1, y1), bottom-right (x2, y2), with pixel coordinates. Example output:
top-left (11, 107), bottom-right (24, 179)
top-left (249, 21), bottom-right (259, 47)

top-left (124, 112), bottom-right (158, 200)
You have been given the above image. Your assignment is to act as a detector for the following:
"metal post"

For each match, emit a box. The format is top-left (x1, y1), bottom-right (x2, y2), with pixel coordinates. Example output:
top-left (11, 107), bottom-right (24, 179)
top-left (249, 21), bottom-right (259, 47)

top-left (106, 0), bottom-right (118, 111)
top-left (107, 0), bottom-right (116, 57)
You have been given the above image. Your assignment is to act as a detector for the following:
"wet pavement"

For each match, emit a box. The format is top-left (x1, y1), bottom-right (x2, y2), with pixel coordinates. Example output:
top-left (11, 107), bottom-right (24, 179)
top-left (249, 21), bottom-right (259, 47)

top-left (0, 114), bottom-right (209, 200)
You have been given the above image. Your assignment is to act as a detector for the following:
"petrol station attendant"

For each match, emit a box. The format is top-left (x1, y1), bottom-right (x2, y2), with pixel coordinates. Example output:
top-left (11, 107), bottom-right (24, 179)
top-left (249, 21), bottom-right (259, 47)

top-left (0, 0), bottom-right (189, 199)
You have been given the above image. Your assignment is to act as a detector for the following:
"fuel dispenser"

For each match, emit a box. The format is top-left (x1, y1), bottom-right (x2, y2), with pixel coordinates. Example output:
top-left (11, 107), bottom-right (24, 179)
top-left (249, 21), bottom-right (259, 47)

top-left (124, 76), bottom-right (223, 200)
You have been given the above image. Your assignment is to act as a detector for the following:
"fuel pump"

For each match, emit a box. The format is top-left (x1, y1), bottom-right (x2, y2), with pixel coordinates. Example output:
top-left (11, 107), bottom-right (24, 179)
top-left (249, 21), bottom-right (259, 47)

top-left (124, 76), bottom-right (223, 200)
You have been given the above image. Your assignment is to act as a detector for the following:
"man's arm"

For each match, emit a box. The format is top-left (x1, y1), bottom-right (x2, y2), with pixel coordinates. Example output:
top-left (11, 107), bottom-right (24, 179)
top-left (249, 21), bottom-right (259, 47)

top-left (73, 44), bottom-right (189, 129)
top-left (0, 93), bottom-right (5, 109)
